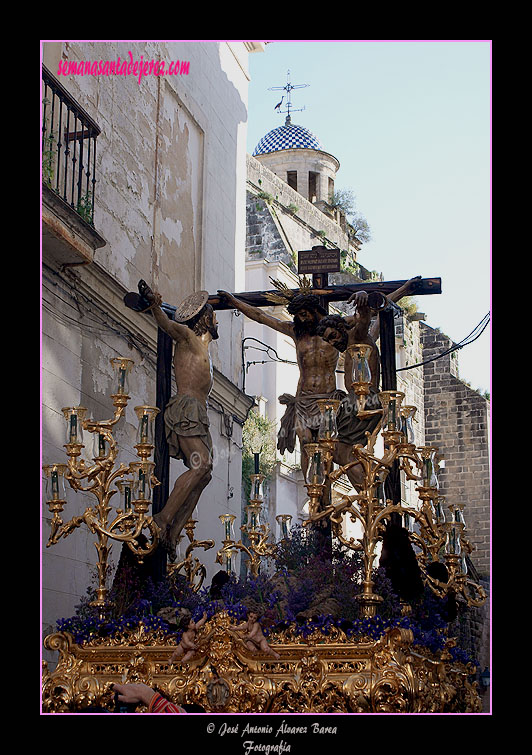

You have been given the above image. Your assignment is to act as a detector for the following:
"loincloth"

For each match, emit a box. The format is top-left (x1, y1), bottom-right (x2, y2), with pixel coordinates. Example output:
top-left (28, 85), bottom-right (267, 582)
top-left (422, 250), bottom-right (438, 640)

top-left (164, 394), bottom-right (212, 466)
top-left (336, 387), bottom-right (382, 447)
top-left (277, 388), bottom-right (382, 453)
top-left (277, 389), bottom-right (346, 454)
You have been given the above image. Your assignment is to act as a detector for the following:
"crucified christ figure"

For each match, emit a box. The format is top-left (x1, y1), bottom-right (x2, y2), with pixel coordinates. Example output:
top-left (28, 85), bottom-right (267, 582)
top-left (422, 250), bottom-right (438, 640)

top-left (218, 277), bottom-right (420, 491)
top-left (138, 281), bottom-right (219, 561)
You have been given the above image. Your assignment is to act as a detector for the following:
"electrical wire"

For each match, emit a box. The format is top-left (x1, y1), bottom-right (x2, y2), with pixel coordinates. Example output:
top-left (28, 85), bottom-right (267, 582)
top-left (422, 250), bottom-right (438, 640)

top-left (242, 313), bottom-right (490, 375)
top-left (42, 271), bottom-right (158, 370)
top-left (396, 313), bottom-right (490, 372)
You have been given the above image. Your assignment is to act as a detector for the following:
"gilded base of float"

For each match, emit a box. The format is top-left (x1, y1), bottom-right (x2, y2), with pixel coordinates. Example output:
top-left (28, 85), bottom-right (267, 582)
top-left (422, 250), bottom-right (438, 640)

top-left (42, 611), bottom-right (481, 713)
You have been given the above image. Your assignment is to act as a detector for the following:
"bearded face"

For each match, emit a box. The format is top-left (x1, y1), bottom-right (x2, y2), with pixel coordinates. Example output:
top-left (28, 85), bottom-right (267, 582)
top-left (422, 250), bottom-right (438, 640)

top-left (316, 315), bottom-right (349, 352)
top-left (189, 305), bottom-right (219, 339)
top-left (292, 308), bottom-right (321, 338)
top-left (205, 311), bottom-right (219, 339)
top-left (321, 325), bottom-right (348, 352)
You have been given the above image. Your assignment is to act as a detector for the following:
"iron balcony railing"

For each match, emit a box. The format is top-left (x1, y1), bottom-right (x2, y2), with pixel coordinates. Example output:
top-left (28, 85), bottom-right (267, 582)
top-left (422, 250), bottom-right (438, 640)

top-left (42, 65), bottom-right (101, 227)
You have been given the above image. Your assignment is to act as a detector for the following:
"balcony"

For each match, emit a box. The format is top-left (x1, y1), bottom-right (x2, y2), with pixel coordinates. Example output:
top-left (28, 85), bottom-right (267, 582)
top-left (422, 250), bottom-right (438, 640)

top-left (42, 65), bottom-right (106, 267)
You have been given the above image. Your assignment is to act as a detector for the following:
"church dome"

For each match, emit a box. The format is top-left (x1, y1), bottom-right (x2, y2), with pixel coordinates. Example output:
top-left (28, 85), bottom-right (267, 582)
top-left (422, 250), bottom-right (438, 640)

top-left (253, 119), bottom-right (323, 156)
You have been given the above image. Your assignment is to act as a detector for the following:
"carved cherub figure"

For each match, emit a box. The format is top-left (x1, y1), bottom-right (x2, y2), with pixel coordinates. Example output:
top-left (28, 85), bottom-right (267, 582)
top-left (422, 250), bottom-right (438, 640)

top-left (170, 611), bottom-right (208, 663)
top-left (234, 610), bottom-right (280, 660)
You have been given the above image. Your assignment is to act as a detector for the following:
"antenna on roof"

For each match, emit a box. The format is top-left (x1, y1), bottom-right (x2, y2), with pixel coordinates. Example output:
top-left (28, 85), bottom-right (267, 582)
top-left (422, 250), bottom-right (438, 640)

top-left (268, 70), bottom-right (309, 125)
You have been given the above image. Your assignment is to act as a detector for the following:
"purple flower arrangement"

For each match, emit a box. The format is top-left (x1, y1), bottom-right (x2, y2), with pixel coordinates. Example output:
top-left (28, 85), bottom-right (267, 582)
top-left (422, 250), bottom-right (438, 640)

top-left (54, 527), bottom-right (477, 666)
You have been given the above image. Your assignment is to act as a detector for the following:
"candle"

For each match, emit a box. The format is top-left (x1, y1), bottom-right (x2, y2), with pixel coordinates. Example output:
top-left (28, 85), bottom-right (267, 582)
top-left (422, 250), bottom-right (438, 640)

top-left (69, 414), bottom-right (78, 444)
top-left (51, 469), bottom-right (59, 499)
top-left (138, 468), bottom-right (146, 498)
top-left (117, 366), bottom-right (127, 394)
top-left (388, 399), bottom-right (397, 431)
top-left (124, 485), bottom-right (131, 511)
top-left (311, 451), bottom-right (322, 485)
top-left (140, 414), bottom-right (149, 444)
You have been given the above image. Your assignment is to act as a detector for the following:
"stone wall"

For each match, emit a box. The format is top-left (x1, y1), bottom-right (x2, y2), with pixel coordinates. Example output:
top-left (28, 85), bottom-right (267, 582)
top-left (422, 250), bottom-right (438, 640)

top-left (420, 323), bottom-right (490, 577)
top-left (420, 323), bottom-right (490, 695)
top-left (246, 153), bottom-right (357, 259)
top-left (41, 41), bottom-right (255, 659)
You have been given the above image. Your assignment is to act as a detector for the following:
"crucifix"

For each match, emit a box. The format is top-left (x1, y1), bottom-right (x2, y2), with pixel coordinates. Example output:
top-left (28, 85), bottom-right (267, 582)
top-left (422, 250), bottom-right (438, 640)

top-left (124, 252), bottom-right (441, 581)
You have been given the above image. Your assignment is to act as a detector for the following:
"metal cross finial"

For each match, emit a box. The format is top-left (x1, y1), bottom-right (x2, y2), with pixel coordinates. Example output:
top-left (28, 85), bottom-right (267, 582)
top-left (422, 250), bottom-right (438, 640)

top-left (268, 70), bottom-right (309, 125)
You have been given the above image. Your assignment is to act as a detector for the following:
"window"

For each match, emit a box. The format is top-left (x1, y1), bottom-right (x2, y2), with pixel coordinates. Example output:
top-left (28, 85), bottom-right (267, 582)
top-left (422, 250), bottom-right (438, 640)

top-left (287, 171), bottom-right (297, 191)
top-left (308, 171), bottom-right (318, 202)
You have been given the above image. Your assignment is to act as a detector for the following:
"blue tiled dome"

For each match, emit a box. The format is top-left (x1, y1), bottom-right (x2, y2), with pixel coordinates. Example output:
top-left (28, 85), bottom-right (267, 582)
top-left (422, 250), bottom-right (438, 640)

top-left (253, 120), bottom-right (322, 156)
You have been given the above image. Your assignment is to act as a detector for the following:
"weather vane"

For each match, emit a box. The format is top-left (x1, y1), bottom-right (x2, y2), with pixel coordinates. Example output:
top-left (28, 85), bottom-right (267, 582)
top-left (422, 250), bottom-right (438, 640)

top-left (268, 70), bottom-right (309, 124)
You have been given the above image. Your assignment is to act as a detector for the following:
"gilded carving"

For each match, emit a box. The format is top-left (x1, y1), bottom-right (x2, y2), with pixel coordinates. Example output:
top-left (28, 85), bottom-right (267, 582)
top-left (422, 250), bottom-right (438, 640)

top-left (42, 611), bottom-right (482, 713)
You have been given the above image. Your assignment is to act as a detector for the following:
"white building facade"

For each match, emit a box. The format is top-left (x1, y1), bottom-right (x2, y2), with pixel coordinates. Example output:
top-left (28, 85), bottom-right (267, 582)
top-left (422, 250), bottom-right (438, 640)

top-left (41, 41), bottom-right (263, 659)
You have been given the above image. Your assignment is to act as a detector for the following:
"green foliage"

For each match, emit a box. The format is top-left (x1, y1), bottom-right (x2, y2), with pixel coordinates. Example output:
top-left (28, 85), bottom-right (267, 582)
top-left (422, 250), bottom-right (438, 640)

top-left (330, 188), bottom-right (372, 244)
top-left (398, 295), bottom-right (419, 317)
top-left (42, 101), bottom-right (56, 186)
top-left (76, 191), bottom-right (93, 224)
top-left (242, 409), bottom-right (277, 497)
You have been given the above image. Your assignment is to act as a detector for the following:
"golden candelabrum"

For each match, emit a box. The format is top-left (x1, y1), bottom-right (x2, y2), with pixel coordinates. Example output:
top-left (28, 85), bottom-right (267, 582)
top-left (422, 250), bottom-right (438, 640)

top-left (216, 468), bottom-right (291, 578)
top-left (303, 344), bottom-right (487, 618)
top-left (167, 517), bottom-right (215, 592)
top-left (43, 357), bottom-right (160, 617)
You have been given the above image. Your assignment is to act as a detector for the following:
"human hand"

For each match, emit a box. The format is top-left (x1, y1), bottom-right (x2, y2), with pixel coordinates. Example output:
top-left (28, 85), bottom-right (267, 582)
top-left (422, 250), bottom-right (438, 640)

top-left (217, 290), bottom-right (234, 304)
top-left (138, 280), bottom-right (162, 308)
top-left (112, 682), bottom-right (155, 706)
top-left (404, 276), bottom-right (422, 293)
top-left (347, 290), bottom-right (368, 307)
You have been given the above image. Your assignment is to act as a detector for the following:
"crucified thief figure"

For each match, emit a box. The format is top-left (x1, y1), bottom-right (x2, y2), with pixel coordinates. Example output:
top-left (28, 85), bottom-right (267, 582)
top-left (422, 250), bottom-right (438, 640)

top-left (316, 277), bottom-right (423, 488)
top-left (138, 281), bottom-right (219, 561)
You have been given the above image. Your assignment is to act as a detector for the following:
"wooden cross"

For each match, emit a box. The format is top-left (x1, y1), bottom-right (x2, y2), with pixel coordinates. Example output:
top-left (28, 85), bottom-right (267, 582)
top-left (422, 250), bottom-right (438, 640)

top-left (125, 267), bottom-right (441, 579)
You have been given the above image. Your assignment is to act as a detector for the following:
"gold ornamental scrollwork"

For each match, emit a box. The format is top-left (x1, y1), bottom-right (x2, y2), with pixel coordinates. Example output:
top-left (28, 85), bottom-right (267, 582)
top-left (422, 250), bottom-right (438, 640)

top-left (42, 611), bottom-right (482, 713)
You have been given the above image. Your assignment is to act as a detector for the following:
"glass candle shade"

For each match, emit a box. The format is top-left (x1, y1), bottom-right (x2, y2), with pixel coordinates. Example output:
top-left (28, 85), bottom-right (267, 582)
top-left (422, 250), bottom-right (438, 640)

top-left (116, 479), bottom-right (134, 511)
top-left (130, 462), bottom-right (154, 500)
top-left (134, 405), bottom-right (159, 445)
top-left (92, 432), bottom-right (109, 459)
top-left (306, 444), bottom-right (326, 485)
top-left (376, 482), bottom-right (387, 507)
top-left (220, 513), bottom-right (235, 541)
top-left (400, 405), bottom-right (417, 444)
top-left (223, 546), bottom-right (236, 574)
top-left (433, 496), bottom-right (448, 525)
top-left (43, 463), bottom-right (68, 501)
top-left (419, 447), bottom-right (439, 489)
top-left (445, 524), bottom-right (462, 555)
top-left (449, 503), bottom-right (466, 528)
top-left (62, 406), bottom-right (87, 445)
top-left (110, 357), bottom-right (134, 396)
top-left (250, 474), bottom-right (264, 502)
top-left (317, 399), bottom-right (340, 441)
top-left (276, 514), bottom-right (292, 539)
top-left (246, 503), bottom-right (262, 532)
top-left (379, 391), bottom-right (405, 433)
top-left (403, 511), bottom-right (415, 533)
top-left (347, 343), bottom-right (373, 387)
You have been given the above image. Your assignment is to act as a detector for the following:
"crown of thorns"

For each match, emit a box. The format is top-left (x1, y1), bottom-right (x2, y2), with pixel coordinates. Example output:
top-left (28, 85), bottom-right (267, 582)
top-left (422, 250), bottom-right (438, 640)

top-left (263, 275), bottom-right (313, 306)
top-left (264, 276), bottom-right (327, 317)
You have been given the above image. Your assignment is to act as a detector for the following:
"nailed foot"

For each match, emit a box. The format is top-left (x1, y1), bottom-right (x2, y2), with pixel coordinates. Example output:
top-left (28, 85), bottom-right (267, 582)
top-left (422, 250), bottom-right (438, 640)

top-left (154, 514), bottom-right (177, 563)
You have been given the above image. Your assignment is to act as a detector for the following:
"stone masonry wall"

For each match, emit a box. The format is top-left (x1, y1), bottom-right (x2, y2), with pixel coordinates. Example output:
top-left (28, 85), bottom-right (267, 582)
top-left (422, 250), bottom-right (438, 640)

top-left (420, 322), bottom-right (490, 693)
top-left (420, 323), bottom-right (490, 577)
